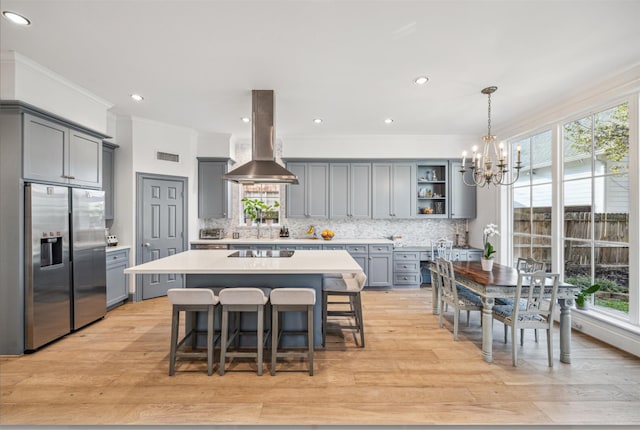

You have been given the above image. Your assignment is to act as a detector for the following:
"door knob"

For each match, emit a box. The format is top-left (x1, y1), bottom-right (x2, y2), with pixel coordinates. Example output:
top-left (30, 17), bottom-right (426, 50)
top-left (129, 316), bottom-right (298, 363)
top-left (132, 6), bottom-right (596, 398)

top-left (143, 242), bottom-right (151, 247)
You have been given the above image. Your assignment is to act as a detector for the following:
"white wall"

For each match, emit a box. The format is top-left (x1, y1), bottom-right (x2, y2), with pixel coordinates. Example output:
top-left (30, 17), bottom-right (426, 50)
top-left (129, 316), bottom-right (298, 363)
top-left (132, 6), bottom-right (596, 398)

top-left (0, 51), bottom-right (112, 133)
top-left (282, 134), bottom-right (476, 159)
top-left (196, 133), bottom-right (232, 157)
top-left (112, 115), bottom-right (201, 294)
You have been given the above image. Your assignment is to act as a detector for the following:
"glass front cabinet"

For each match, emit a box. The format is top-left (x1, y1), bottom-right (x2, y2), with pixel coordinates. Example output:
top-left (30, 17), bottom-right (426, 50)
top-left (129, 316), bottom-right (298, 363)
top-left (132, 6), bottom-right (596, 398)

top-left (416, 161), bottom-right (448, 218)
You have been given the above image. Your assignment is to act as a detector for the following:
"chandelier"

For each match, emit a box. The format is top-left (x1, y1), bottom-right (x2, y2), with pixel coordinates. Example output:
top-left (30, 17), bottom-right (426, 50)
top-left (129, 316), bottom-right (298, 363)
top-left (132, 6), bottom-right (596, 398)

top-left (460, 86), bottom-right (522, 187)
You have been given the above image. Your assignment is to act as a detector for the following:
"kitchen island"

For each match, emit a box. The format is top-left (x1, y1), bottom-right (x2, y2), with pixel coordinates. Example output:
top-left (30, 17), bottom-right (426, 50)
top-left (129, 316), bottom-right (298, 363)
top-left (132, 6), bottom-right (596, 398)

top-left (124, 249), bottom-right (363, 346)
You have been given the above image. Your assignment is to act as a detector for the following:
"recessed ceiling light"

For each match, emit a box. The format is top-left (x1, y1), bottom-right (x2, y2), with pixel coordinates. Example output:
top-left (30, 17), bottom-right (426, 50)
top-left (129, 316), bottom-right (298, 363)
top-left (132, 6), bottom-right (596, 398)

top-left (130, 94), bottom-right (144, 102)
top-left (313, 118), bottom-right (323, 124)
top-left (241, 117), bottom-right (250, 123)
top-left (414, 76), bottom-right (429, 85)
top-left (384, 118), bottom-right (394, 124)
top-left (2, 11), bottom-right (31, 26)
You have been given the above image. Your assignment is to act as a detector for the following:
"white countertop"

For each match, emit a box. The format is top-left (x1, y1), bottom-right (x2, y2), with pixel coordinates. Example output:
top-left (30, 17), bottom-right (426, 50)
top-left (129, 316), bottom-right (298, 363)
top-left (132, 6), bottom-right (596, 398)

top-left (124, 249), bottom-right (363, 275)
top-left (191, 238), bottom-right (393, 245)
top-left (106, 245), bottom-right (131, 253)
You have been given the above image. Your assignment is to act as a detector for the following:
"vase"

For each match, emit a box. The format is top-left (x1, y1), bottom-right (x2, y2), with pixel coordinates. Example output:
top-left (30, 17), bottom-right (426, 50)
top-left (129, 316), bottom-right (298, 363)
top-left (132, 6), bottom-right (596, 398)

top-left (481, 258), bottom-right (494, 271)
top-left (576, 301), bottom-right (590, 311)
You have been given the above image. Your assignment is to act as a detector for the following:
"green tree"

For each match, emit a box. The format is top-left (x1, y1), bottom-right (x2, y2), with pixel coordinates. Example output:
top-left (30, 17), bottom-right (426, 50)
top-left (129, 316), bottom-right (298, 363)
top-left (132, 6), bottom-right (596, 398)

top-left (564, 103), bottom-right (629, 174)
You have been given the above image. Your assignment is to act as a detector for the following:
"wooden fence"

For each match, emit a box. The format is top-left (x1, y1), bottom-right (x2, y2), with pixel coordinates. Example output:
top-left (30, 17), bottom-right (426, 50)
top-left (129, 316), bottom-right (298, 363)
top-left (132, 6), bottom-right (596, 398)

top-left (513, 206), bottom-right (629, 267)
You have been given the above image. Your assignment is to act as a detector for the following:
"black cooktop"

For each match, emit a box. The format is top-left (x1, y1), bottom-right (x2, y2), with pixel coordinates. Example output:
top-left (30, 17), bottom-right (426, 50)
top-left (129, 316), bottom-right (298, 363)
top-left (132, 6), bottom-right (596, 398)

top-left (228, 250), bottom-right (295, 258)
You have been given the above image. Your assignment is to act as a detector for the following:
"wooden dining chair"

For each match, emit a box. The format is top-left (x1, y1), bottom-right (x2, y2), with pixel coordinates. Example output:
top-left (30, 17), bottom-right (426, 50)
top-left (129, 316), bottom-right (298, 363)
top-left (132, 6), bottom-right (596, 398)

top-left (492, 271), bottom-right (560, 367)
top-left (436, 257), bottom-right (482, 340)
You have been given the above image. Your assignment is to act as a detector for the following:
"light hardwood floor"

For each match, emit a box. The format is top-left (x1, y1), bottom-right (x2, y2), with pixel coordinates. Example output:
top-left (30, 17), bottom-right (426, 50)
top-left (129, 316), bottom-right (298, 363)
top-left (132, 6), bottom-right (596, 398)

top-left (2, 287), bottom-right (640, 426)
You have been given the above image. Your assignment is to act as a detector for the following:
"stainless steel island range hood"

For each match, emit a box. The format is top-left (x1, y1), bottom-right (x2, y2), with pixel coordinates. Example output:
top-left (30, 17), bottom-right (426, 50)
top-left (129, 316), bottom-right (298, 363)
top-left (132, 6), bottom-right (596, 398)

top-left (224, 90), bottom-right (299, 184)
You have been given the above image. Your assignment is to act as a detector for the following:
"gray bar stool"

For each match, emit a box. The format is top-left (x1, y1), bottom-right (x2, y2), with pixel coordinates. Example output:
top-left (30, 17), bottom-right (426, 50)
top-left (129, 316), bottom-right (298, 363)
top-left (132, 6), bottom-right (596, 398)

top-left (167, 288), bottom-right (219, 376)
top-left (270, 288), bottom-right (316, 376)
top-left (322, 272), bottom-right (367, 347)
top-left (219, 287), bottom-right (270, 376)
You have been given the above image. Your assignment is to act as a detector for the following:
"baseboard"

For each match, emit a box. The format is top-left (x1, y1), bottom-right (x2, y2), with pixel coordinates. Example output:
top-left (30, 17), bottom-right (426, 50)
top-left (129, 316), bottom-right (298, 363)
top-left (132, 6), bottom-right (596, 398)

top-left (571, 310), bottom-right (640, 358)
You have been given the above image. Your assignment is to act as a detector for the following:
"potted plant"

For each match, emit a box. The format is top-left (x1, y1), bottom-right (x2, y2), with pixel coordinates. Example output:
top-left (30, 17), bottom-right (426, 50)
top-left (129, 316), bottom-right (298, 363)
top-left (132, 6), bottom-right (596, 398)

top-left (241, 198), bottom-right (279, 225)
top-left (241, 197), bottom-right (261, 225)
top-left (575, 284), bottom-right (600, 310)
top-left (481, 223), bottom-right (499, 271)
top-left (262, 201), bottom-right (280, 225)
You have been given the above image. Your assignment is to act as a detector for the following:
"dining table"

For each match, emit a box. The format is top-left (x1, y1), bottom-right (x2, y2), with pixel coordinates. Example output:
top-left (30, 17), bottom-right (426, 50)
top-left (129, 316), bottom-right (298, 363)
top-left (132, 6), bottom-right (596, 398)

top-left (433, 260), bottom-right (580, 364)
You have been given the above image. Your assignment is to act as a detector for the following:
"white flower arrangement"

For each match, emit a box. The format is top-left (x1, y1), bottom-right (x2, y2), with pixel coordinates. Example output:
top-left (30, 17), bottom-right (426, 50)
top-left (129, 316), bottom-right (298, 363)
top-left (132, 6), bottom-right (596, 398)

top-left (482, 223), bottom-right (500, 259)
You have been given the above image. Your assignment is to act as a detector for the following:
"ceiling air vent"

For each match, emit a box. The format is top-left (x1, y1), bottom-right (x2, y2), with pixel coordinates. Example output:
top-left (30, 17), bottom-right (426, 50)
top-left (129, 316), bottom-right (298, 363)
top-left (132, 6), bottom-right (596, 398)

top-left (156, 151), bottom-right (180, 163)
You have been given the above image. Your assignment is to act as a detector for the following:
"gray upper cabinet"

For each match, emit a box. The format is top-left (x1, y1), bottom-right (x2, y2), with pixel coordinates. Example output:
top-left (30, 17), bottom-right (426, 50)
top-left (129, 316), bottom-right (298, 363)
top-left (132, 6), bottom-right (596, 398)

top-left (286, 162), bottom-right (307, 218)
top-left (23, 113), bottom-right (102, 188)
top-left (198, 158), bottom-right (229, 219)
top-left (286, 162), bottom-right (329, 218)
top-left (68, 130), bottom-right (102, 187)
top-left (416, 161), bottom-right (448, 218)
top-left (449, 160), bottom-right (476, 219)
top-left (329, 163), bottom-right (371, 219)
top-left (372, 163), bottom-right (414, 219)
top-left (102, 142), bottom-right (117, 220)
top-left (23, 114), bottom-right (68, 184)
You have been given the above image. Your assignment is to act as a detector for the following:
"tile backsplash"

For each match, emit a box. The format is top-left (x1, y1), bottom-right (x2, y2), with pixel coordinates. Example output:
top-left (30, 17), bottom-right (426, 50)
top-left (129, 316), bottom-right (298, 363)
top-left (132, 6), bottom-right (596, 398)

top-left (200, 216), bottom-right (469, 247)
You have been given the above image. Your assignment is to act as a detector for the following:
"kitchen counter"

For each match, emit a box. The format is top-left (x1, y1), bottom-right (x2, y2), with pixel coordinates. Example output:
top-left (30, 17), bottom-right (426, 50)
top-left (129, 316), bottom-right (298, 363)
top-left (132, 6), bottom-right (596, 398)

top-left (106, 245), bottom-right (131, 253)
top-left (124, 249), bottom-right (363, 275)
top-left (191, 238), bottom-right (393, 246)
top-left (124, 249), bottom-right (363, 347)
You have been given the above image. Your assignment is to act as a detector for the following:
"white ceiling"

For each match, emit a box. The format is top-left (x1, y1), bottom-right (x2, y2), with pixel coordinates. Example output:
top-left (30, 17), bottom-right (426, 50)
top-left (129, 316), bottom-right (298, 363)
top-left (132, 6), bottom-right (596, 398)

top-left (1, 0), bottom-right (639, 139)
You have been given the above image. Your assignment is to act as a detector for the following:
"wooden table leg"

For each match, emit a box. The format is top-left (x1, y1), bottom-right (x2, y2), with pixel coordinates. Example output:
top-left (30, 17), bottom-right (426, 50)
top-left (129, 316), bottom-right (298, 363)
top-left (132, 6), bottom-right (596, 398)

top-left (481, 297), bottom-right (495, 363)
top-left (559, 298), bottom-right (573, 364)
top-left (432, 282), bottom-right (439, 315)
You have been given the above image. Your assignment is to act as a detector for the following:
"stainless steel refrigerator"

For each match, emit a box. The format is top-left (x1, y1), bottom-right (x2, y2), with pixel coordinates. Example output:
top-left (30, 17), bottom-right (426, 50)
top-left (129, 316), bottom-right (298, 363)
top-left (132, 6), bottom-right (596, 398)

top-left (25, 183), bottom-right (106, 350)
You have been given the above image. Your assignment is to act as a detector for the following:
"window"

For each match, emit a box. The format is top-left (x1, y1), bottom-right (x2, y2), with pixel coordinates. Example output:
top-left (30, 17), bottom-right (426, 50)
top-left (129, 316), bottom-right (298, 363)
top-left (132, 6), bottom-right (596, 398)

top-left (511, 130), bottom-right (553, 269)
top-left (562, 103), bottom-right (630, 317)
top-left (240, 183), bottom-right (281, 225)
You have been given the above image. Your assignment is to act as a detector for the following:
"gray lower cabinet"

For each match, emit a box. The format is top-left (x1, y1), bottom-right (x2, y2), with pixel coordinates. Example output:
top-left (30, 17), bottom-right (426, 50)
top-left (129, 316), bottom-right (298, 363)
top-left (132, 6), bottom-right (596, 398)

top-left (106, 248), bottom-right (129, 309)
top-left (449, 160), bottom-right (476, 219)
top-left (23, 113), bottom-right (103, 188)
top-left (322, 243), bottom-right (346, 250)
top-left (274, 244), bottom-right (323, 250)
top-left (372, 163), bottom-right (415, 219)
top-left (451, 248), bottom-right (467, 262)
top-left (393, 250), bottom-right (421, 287)
top-left (102, 142), bottom-right (117, 221)
top-left (367, 244), bottom-right (393, 288)
top-left (329, 163), bottom-right (371, 218)
top-left (286, 162), bottom-right (329, 218)
top-left (346, 244), bottom-right (369, 287)
top-left (198, 158), bottom-right (229, 219)
top-left (467, 250), bottom-right (482, 261)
